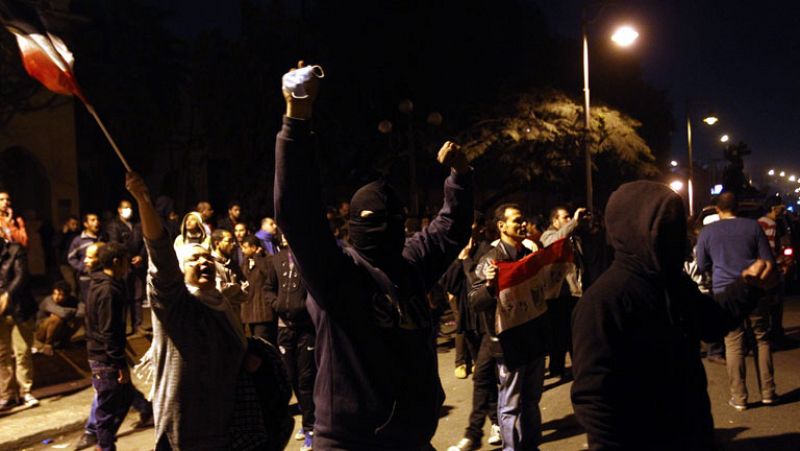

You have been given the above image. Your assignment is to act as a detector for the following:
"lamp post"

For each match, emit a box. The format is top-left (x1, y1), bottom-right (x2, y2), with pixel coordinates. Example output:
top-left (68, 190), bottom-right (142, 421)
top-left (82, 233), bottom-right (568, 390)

top-left (582, 13), bottom-right (638, 209)
top-left (685, 109), bottom-right (719, 217)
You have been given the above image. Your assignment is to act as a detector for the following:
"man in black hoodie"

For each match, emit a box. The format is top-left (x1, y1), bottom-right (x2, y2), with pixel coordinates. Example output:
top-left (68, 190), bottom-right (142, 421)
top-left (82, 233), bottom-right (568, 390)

top-left (85, 242), bottom-right (152, 451)
top-left (274, 63), bottom-right (473, 450)
top-left (571, 181), bottom-right (774, 450)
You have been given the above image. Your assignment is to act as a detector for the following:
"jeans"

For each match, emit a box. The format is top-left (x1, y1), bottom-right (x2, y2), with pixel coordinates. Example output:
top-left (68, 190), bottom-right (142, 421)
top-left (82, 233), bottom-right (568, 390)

top-left (278, 326), bottom-right (316, 430)
top-left (89, 361), bottom-right (152, 450)
top-left (0, 316), bottom-right (34, 401)
top-left (464, 332), bottom-right (498, 442)
top-left (724, 305), bottom-right (776, 404)
top-left (497, 355), bottom-right (545, 451)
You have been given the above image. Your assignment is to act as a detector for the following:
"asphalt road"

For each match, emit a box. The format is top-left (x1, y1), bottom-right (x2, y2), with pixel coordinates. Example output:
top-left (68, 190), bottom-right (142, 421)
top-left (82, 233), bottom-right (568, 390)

top-left (22, 297), bottom-right (800, 451)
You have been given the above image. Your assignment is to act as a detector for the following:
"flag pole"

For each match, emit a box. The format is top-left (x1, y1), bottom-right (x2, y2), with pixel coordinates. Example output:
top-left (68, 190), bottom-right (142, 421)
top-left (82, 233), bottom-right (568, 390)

top-left (82, 102), bottom-right (132, 173)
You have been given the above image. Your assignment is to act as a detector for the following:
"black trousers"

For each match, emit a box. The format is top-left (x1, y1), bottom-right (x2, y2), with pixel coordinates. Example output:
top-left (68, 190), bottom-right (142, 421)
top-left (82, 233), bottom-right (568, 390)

top-left (546, 295), bottom-right (577, 376)
top-left (278, 326), bottom-right (316, 430)
top-left (464, 331), bottom-right (498, 441)
top-left (249, 321), bottom-right (278, 346)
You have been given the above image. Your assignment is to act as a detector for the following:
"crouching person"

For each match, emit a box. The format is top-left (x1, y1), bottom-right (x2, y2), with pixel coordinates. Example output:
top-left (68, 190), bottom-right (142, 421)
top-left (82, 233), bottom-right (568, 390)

top-left (125, 172), bottom-right (292, 451)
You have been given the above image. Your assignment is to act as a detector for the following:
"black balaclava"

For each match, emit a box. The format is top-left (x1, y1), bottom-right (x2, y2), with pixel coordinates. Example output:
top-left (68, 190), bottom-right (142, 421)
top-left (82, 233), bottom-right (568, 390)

top-left (348, 180), bottom-right (406, 270)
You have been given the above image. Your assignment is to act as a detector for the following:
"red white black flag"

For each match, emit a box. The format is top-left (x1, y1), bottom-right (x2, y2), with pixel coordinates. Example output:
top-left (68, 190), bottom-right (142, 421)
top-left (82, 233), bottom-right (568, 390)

top-left (494, 238), bottom-right (575, 336)
top-left (0, 0), bottom-right (85, 101)
top-left (0, 0), bottom-right (131, 171)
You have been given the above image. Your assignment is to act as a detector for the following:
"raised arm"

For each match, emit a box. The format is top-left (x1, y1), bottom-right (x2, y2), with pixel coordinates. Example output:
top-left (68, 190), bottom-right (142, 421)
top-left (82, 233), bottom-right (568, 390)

top-left (403, 141), bottom-right (474, 291)
top-left (274, 63), bottom-right (351, 306)
top-left (125, 172), bottom-right (185, 310)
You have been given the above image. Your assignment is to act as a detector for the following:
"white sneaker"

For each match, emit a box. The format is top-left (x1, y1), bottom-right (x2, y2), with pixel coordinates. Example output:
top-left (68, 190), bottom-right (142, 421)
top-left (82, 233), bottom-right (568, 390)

top-left (487, 424), bottom-right (502, 446)
top-left (294, 428), bottom-right (305, 441)
top-left (22, 394), bottom-right (39, 407)
top-left (447, 437), bottom-right (476, 451)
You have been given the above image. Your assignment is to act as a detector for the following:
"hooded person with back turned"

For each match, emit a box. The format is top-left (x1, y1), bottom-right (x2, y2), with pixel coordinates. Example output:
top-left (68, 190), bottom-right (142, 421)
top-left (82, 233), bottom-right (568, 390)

top-left (570, 181), bottom-right (775, 450)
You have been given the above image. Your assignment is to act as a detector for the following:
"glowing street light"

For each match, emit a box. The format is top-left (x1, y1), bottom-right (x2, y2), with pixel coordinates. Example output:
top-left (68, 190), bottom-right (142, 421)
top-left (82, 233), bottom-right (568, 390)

top-left (611, 26), bottom-right (639, 47)
top-left (670, 160), bottom-right (679, 167)
top-left (780, 171), bottom-right (786, 177)
top-left (720, 134), bottom-right (730, 143)
top-left (581, 14), bottom-right (638, 209)
top-left (791, 175), bottom-right (797, 182)
top-left (703, 116), bottom-right (719, 125)
top-left (768, 169), bottom-right (775, 176)
top-left (669, 180), bottom-right (684, 192)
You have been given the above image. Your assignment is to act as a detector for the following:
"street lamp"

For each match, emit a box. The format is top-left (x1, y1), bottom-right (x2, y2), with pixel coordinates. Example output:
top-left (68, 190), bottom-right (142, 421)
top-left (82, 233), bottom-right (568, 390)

top-left (669, 180), bottom-right (684, 192)
top-left (768, 169), bottom-right (775, 176)
top-left (670, 160), bottom-right (678, 167)
top-left (582, 16), bottom-right (638, 209)
top-left (686, 110), bottom-right (719, 217)
top-left (720, 134), bottom-right (730, 143)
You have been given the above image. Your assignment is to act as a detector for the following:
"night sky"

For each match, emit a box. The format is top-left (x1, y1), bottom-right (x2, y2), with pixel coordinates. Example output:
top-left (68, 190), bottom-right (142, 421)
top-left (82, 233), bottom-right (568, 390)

top-left (536, 0), bottom-right (800, 180)
top-left (99, 0), bottom-right (800, 188)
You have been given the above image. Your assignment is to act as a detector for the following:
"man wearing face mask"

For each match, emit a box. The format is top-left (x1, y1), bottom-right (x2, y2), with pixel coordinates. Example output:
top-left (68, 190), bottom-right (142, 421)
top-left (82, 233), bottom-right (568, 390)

top-left (105, 200), bottom-right (147, 335)
top-left (571, 182), bottom-right (775, 450)
top-left (274, 63), bottom-right (473, 450)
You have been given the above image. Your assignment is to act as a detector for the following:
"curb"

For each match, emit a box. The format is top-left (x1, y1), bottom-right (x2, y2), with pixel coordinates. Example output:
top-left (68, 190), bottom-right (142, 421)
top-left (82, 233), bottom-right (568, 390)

top-left (2, 416), bottom-right (87, 450)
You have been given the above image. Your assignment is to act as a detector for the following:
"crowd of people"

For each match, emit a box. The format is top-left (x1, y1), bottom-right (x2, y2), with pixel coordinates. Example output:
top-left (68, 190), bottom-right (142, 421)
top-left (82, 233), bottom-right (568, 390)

top-left (0, 64), bottom-right (793, 451)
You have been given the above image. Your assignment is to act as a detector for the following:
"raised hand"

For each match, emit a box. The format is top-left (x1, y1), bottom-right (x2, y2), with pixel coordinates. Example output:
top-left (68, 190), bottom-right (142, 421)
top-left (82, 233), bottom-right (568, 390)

top-left (437, 141), bottom-right (469, 174)
top-left (282, 60), bottom-right (321, 120)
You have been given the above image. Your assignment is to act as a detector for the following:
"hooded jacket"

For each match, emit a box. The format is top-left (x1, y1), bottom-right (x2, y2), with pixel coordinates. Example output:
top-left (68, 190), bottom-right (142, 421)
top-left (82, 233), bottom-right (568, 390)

top-left (85, 271), bottom-right (127, 368)
top-left (571, 181), bottom-right (763, 450)
top-left (173, 211), bottom-right (210, 268)
top-left (275, 116), bottom-right (473, 450)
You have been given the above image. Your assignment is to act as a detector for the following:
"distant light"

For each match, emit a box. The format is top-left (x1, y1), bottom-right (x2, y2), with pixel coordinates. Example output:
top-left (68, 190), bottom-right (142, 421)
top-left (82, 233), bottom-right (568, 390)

top-left (669, 180), bottom-right (684, 192)
top-left (670, 160), bottom-right (678, 167)
top-left (785, 247), bottom-right (794, 257)
top-left (791, 175), bottom-right (797, 182)
top-left (720, 134), bottom-right (730, 143)
top-left (703, 116), bottom-right (719, 125)
top-left (768, 169), bottom-right (775, 176)
top-left (711, 184), bottom-right (723, 195)
top-left (780, 171), bottom-right (786, 177)
top-left (611, 26), bottom-right (639, 47)
top-left (795, 188), bottom-right (800, 193)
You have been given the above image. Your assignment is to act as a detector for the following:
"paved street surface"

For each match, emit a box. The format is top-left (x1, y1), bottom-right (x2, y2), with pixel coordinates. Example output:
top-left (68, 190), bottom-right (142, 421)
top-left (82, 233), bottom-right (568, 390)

top-left (9, 297), bottom-right (800, 450)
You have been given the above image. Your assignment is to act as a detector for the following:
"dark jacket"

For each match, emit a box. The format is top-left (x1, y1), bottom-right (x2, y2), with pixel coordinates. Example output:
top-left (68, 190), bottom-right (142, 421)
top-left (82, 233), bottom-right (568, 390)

top-left (0, 241), bottom-right (35, 322)
top-left (105, 217), bottom-right (146, 262)
top-left (266, 249), bottom-right (311, 329)
top-left (468, 240), bottom-right (549, 369)
top-left (216, 217), bottom-right (237, 233)
top-left (240, 253), bottom-right (275, 324)
top-left (570, 181), bottom-right (762, 451)
top-left (274, 116), bottom-right (473, 450)
top-left (85, 271), bottom-right (127, 369)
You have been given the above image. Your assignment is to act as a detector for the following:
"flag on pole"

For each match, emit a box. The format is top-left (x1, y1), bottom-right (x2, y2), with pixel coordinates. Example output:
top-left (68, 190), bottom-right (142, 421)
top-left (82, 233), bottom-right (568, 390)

top-left (0, 0), bottom-right (132, 171)
top-left (494, 238), bottom-right (575, 337)
top-left (0, 0), bottom-right (84, 100)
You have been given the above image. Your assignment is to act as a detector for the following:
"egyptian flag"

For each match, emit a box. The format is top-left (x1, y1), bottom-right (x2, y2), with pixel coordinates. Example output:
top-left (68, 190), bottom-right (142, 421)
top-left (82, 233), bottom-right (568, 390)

top-left (494, 238), bottom-right (574, 336)
top-left (0, 0), bottom-right (85, 101)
